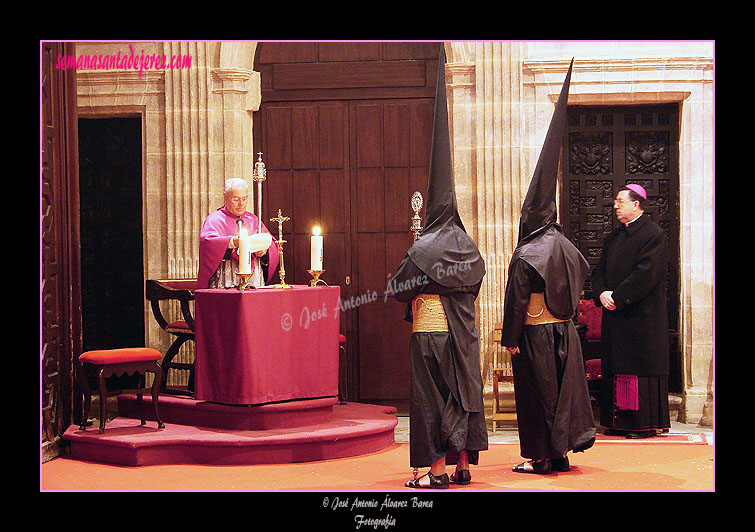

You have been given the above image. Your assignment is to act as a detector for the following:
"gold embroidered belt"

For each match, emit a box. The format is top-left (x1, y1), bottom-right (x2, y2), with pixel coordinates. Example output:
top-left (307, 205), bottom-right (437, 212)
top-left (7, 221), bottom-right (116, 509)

top-left (412, 294), bottom-right (448, 332)
top-left (524, 292), bottom-right (569, 326)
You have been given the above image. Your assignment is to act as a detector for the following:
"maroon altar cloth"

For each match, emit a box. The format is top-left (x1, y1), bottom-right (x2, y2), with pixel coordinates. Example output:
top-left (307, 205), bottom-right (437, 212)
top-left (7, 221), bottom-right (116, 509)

top-left (194, 285), bottom-right (341, 405)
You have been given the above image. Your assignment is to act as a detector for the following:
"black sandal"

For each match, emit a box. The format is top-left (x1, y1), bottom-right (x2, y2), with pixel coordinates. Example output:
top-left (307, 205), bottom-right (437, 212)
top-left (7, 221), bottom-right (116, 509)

top-left (512, 459), bottom-right (552, 475)
top-left (405, 470), bottom-right (450, 489)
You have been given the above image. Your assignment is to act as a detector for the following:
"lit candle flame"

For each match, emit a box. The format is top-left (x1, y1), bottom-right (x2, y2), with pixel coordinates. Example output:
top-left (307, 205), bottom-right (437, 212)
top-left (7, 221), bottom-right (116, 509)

top-left (313, 226), bottom-right (321, 236)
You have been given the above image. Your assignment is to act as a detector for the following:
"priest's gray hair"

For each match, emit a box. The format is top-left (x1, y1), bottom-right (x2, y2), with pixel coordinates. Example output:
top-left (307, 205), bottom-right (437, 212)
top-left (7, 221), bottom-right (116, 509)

top-left (224, 178), bottom-right (248, 193)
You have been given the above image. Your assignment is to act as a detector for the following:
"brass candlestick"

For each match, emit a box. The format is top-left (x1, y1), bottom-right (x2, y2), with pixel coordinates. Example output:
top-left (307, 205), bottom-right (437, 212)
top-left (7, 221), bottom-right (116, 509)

top-left (270, 209), bottom-right (292, 289)
top-left (237, 272), bottom-right (255, 291)
top-left (307, 270), bottom-right (327, 287)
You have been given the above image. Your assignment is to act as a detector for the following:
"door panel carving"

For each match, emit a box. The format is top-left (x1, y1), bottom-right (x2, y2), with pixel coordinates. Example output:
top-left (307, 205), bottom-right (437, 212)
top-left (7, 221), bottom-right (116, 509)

top-left (562, 103), bottom-right (681, 391)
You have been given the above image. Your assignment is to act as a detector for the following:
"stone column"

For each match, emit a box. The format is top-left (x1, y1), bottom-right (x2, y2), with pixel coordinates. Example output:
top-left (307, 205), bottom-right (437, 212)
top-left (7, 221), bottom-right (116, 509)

top-left (210, 41), bottom-right (261, 215)
top-left (677, 61), bottom-right (714, 425)
top-left (446, 42), bottom-right (528, 383)
top-left (163, 41), bottom-right (212, 279)
top-left (161, 41), bottom-right (261, 279)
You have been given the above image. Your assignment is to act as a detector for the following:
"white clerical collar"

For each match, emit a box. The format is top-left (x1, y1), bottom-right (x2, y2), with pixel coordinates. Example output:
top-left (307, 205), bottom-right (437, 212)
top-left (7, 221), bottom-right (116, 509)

top-left (624, 211), bottom-right (643, 227)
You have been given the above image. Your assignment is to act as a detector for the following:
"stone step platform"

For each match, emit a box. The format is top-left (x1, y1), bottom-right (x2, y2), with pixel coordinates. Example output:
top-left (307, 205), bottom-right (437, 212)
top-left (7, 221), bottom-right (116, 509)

top-left (62, 395), bottom-right (398, 467)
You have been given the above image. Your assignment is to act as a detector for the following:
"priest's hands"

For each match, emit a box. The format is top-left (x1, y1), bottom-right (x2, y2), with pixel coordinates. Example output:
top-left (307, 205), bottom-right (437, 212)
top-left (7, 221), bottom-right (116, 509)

top-left (506, 346), bottom-right (519, 355)
top-left (599, 291), bottom-right (616, 310)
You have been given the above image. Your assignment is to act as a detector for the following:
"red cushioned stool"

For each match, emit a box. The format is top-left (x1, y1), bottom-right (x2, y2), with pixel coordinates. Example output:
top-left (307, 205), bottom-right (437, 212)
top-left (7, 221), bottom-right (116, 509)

top-left (78, 348), bottom-right (165, 434)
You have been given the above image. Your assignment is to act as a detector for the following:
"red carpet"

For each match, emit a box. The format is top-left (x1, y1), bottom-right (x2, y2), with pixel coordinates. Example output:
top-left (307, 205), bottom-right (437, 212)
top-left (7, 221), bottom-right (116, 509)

top-left (50, 394), bottom-right (714, 495)
top-left (43, 434), bottom-right (713, 492)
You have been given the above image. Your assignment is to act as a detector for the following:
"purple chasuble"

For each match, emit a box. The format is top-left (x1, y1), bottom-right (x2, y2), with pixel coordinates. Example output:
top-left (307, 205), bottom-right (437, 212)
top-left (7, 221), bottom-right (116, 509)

top-left (197, 207), bottom-right (280, 289)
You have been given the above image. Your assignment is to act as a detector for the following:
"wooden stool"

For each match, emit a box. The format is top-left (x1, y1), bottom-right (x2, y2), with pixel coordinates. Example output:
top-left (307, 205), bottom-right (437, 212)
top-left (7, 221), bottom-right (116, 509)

top-left (492, 322), bottom-right (517, 432)
top-left (78, 348), bottom-right (165, 434)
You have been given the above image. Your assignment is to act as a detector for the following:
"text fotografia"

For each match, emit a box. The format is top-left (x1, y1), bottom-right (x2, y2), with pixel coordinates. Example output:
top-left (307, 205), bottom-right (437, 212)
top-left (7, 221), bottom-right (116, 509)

top-left (55, 45), bottom-right (192, 78)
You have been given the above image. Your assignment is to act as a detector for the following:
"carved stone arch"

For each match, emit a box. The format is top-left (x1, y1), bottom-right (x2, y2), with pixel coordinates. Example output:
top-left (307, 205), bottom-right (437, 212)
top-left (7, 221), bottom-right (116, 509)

top-left (220, 41), bottom-right (257, 71)
top-left (445, 42), bottom-right (475, 65)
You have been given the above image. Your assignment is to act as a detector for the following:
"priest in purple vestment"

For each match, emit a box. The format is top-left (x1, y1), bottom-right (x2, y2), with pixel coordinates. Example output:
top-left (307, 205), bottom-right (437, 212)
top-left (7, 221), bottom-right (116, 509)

top-left (197, 178), bottom-right (280, 289)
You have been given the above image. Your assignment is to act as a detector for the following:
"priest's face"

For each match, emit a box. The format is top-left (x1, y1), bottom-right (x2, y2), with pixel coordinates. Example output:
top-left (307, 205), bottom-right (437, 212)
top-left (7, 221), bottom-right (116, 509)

top-left (613, 190), bottom-right (639, 225)
top-left (224, 185), bottom-right (249, 217)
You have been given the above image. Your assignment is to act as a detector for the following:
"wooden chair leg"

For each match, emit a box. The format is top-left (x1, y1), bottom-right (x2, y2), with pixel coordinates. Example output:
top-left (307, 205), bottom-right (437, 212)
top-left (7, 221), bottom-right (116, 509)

top-left (97, 368), bottom-right (108, 434)
top-left (338, 345), bottom-right (347, 404)
top-left (160, 336), bottom-right (190, 392)
top-left (151, 363), bottom-right (165, 429)
top-left (492, 372), bottom-right (500, 433)
top-left (188, 363), bottom-right (195, 393)
top-left (137, 391), bottom-right (145, 425)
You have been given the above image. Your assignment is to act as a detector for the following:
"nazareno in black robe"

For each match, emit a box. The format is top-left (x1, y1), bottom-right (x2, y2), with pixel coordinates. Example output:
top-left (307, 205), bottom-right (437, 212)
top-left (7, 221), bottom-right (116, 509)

top-left (502, 224), bottom-right (596, 460)
top-left (591, 212), bottom-right (670, 432)
top-left (501, 59), bottom-right (595, 461)
top-left (390, 256), bottom-right (488, 468)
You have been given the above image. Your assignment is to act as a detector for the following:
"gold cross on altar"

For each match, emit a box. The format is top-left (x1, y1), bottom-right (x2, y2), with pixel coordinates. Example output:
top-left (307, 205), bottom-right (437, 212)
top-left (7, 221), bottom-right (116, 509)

top-left (270, 209), bottom-right (290, 244)
top-left (270, 209), bottom-right (292, 288)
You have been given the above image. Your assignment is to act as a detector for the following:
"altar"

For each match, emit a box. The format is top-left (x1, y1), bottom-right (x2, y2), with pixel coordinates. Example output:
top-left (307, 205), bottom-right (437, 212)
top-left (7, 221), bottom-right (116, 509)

top-left (194, 285), bottom-right (341, 405)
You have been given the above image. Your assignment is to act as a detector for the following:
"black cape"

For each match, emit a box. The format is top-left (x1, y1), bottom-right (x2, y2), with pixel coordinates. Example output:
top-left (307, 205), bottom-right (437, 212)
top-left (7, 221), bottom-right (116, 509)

top-left (391, 257), bottom-right (488, 467)
top-left (502, 226), bottom-right (596, 459)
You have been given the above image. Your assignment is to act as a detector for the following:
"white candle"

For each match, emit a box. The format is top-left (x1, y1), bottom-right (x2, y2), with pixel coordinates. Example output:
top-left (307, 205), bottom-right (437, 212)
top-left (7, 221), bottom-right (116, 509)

top-left (238, 226), bottom-right (253, 275)
top-left (311, 226), bottom-right (323, 271)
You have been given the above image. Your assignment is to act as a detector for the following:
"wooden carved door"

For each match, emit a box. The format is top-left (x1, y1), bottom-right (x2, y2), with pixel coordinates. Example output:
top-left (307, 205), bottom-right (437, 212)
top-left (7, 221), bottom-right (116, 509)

top-left (349, 99), bottom-right (433, 406)
top-left (254, 42), bottom-right (439, 407)
top-left (41, 42), bottom-right (80, 459)
top-left (561, 103), bottom-right (681, 391)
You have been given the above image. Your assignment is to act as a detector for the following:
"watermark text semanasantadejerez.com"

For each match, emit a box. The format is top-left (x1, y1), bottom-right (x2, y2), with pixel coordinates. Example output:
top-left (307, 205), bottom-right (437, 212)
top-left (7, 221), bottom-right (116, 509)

top-left (55, 44), bottom-right (191, 78)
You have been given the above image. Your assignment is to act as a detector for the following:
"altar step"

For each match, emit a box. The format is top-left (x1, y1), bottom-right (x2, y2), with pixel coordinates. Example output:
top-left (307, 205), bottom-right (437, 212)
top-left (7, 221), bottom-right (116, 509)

top-left (62, 395), bottom-right (398, 467)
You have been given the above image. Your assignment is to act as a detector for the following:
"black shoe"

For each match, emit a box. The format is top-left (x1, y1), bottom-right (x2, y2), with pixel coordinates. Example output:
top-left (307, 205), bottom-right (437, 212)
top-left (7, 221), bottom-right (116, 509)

top-left (450, 469), bottom-right (471, 485)
top-left (604, 428), bottom-right (625, 436)
top-left (625, 430), bottom-right (655, 439)
top-left (512, 459), bottom-right (552, 475)
top-left (551, 457), bottom-right (570, 472)
top-left (405, 471), bottom-right (450, 489)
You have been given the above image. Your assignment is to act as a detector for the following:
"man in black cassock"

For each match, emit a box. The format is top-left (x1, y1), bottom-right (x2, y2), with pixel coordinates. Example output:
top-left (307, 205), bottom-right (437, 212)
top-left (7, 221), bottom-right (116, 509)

top-left (389, 45), bottom-right (487, 489)
top-left (501, 60), bottom-right (596, 475)
top-left (591, 184), bottom-right (670, 438)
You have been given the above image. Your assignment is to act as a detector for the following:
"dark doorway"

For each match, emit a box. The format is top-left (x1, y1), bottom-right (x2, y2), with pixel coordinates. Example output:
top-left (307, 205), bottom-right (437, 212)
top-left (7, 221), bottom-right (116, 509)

top-left (78, 116), bottom-right (145, 352)
top-left (561, 102), bottom-right (682, 392)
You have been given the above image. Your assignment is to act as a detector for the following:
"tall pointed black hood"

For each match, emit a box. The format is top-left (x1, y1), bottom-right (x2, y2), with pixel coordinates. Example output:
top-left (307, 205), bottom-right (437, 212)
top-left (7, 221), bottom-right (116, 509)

top-left (507, 59), bottom-right (588, 319)
top-left (518, 59), bottom-right (573, 243)
top-left (407, 44), bottom-right (485, 288)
